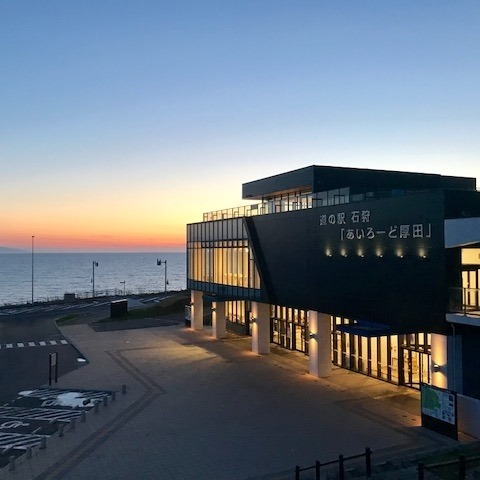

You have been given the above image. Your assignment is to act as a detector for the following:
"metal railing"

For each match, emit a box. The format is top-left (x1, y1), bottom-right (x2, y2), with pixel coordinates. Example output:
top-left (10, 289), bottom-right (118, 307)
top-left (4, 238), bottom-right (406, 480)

top-left (295, 447), bottom-right (372, 480)
top-left (449, 287), bottom-right (480, 316)
top-left (202, 188), bottom-right (429, 222)
top-left (0, 288), bottom-right (174, 308)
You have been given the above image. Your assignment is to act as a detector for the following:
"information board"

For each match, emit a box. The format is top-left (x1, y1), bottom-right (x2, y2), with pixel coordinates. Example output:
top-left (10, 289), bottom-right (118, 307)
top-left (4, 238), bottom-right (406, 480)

top-left (421, 383), bottom-right (457, 439)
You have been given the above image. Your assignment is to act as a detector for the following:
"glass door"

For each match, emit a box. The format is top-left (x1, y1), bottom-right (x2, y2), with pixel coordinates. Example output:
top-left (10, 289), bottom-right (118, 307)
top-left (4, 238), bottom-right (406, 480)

top-left (401, 349), bottom-right (431, 388)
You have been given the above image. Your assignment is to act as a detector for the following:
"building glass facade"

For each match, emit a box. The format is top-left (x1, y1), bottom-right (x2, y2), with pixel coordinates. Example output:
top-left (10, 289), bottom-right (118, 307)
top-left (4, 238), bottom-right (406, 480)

top-left (187, 166), bottom-right (480, 395)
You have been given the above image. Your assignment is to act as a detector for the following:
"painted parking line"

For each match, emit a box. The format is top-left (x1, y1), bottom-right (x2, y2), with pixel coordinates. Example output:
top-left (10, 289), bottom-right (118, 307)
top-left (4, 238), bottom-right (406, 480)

top-left (0, 387), bottom-right (116, 468)
top-left (0, 417), bottom-right (59, 436)
top-left (0, 432), bottom-right (48, 451)
top-left (9, 388), bottom-right (112, 410)
top-left (0, 406), bottom-right (83, 422)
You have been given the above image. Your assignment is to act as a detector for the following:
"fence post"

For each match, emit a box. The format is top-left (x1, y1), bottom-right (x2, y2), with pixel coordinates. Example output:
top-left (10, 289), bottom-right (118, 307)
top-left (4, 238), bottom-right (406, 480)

top-left (339, 454), bottom-right (345, 480)
top-left (315, 460), bottom-right (320, 480)
top-left (366, 447), bottom-right (372, 478)
top-left (459, 455), bottom-right (466, 480)
top-left (418, 462), bottom-right (424, 480)
top-left (295, 465), bottom-right (300, 480)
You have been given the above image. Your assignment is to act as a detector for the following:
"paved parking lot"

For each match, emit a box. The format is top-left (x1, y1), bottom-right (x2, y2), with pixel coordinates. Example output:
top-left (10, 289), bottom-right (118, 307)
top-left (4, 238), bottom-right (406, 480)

top-left (0, 388), bottom-right (113, 470)
top-left (1, 320), bottom-right (462, 480)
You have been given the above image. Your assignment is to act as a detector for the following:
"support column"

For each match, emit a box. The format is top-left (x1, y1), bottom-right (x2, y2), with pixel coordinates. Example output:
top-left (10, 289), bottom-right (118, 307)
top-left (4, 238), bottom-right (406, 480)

top-left (431, 333), bottom-right (448, 389)
top-left (190, 290), bottom-right (204, 330)
top-left (251, 302), bottom-right (270, 354)
top-left (308, 311), bottom-right (332, 377)
top-left (212, 301), bottom-right (226, 339)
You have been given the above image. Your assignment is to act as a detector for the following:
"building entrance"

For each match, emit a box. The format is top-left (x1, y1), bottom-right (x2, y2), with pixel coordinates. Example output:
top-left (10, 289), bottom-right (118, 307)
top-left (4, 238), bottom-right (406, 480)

top-left (271, 319), bottom-right (307, 353)
top-left (271, 305), bottom-right (308, 354)
top-left (401, 349), bottom-right (430, 387)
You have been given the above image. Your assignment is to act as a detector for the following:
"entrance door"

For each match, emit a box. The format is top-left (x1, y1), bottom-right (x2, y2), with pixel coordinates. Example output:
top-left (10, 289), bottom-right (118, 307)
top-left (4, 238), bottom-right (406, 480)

top-left (401, 349), bottom-right (430, 388)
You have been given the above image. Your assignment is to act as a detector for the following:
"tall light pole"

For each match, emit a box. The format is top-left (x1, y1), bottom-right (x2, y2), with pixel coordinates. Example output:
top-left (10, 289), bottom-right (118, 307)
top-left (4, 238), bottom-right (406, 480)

top-left (92, 261), bottom-right (99, 297)
top-left (31, 235), bottom-right (34, 305)
top-left (157, 259), bottom-right (167, 292)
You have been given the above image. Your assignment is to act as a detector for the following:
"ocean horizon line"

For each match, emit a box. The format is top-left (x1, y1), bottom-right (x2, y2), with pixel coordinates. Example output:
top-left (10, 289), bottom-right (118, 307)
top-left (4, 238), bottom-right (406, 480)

top-left (0, 249), bottom-right (186, 254)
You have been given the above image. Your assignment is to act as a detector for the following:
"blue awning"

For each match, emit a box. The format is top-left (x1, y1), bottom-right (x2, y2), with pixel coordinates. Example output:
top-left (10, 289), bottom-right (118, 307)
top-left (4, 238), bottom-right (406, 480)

top-left (335, 320), bottom-right (391, 337)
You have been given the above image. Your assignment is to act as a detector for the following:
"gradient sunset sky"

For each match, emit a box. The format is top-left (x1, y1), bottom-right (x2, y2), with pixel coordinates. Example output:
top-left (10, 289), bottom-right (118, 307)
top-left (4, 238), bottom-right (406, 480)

top-left (2, 1), bottom-right (479, 252)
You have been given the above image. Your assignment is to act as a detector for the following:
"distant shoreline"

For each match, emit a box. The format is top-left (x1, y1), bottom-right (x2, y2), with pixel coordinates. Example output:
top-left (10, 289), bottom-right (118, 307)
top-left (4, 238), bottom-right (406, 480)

top-left (0, 247), bottom-right (26, 254)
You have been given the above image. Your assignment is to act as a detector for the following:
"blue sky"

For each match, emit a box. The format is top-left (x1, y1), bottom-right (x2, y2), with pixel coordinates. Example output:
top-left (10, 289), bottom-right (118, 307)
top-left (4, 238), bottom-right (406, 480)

top-left (1, 1), bottom-right (479, 251)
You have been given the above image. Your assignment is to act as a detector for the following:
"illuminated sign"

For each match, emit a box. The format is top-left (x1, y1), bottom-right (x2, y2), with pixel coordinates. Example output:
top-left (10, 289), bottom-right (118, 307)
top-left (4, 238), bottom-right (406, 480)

top-left (319, 209), bottom-right (432, 240)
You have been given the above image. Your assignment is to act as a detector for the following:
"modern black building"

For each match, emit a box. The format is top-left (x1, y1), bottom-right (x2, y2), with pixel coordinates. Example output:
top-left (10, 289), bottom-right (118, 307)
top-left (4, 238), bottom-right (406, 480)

top-left (187, 166), bottom-right (480, 402)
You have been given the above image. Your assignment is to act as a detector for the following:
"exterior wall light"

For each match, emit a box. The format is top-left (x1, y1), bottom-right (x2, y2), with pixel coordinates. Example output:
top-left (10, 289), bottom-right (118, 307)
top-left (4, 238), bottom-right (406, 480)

top-left (433, 363), bottom-right (441, 372)
top-left (251, 317), bottom-right (257, 324)
top-left (211, 307), bottom-right (216, 312)
top-left (308, 332), bottom-right (315, 339)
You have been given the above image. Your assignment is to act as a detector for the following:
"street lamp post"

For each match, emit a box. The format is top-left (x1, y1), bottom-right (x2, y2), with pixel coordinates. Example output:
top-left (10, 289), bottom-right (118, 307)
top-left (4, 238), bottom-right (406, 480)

top-left (156, 259), bottom-right (168, 293)
top-left (92, 261), bottom-right (99, 297)
top-left (31, 235), bottom-right (34, 305)
top-left (120, 281), bottom-right (126, 296)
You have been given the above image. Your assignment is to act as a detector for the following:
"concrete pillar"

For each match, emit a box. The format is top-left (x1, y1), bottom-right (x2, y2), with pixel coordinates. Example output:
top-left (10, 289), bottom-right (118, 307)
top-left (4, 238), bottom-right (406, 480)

top-left (190, 290), bottom-right (204, 330)
top-left (212, 301), bottom-right (227, 339)
top-left (251, 302), bottom-right (270, 354)
top-left (308, 311), bottom-right (332, 377)
top-left (431, 333), bottom-right (448, 389)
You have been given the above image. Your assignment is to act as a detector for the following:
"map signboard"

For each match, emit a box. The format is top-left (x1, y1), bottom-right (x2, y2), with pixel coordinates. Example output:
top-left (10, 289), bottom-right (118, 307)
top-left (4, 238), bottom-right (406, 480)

top-left (421, 383), bottom-right (457, 439)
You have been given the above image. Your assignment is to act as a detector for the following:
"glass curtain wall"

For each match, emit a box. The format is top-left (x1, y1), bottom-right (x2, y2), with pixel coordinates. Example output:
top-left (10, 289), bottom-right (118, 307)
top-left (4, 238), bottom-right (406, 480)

top-left (187, 218), bottom-right (261, 297)
top-left (332, 317), bottom-right (431, 388)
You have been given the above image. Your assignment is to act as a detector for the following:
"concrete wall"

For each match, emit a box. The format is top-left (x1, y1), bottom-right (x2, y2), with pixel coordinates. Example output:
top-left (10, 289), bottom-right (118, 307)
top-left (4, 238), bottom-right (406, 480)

top-left (458, 394), bottom-right (480, 438)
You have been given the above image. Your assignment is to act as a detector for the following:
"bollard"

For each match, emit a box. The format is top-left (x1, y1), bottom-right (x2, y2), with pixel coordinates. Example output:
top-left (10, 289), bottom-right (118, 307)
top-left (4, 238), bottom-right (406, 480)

top-left (111, 391), bottom-right (116, 401)
top-left (122, 384), bottom-right (127, 394)
top-left (70, 418), bottom-right (76, 430)
top-left (8, 455), bottom-right (15, 471)
top-left (40, 437), bottom-right (47, 450)
top-left (339, 454), bottom-right (345, 480)
top-left (94, 400), bottom-right (100, 413)
top-left (58, 424), bottom-right (64, 437)
top-left (81, 410), bottom-right (86, 422)
top-left (418, 462), bottom-right (424, 480)
top-left (294, 465), bottom-right (300, 480)
top-left (365, 447), bottom-right (372, 478)
top-left (459, 455), bottom-right (466, 480)
top-left (103, 396), bottom-right (108, 407)
top-left (27, 446), bottom-right (32, 459)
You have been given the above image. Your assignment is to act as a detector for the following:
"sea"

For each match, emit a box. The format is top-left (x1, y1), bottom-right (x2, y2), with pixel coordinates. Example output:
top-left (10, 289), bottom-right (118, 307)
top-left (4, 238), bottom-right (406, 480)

top-left (0, 252), bottom-right (186, 306)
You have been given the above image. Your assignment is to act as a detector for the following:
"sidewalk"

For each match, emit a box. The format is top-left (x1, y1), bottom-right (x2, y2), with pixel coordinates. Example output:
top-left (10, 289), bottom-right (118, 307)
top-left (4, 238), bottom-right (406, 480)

top-left (1, 321), bottom-right (464, 480)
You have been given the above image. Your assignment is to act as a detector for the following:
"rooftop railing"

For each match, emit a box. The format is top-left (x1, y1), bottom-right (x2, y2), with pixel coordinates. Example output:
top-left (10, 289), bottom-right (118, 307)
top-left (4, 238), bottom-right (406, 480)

top-left (203, 192), bottom-right (334, 221)
top-left (449, 287), bottom-right (480, 317)
top-left (202, 188), bottom-right (427, 222)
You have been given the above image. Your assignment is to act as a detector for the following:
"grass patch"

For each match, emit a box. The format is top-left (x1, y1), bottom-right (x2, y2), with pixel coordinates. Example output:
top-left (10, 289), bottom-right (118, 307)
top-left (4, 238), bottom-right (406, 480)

top-left (98, 292), bottom-right (189, 323)
top-left (56, 313), bottom-right (82, 325)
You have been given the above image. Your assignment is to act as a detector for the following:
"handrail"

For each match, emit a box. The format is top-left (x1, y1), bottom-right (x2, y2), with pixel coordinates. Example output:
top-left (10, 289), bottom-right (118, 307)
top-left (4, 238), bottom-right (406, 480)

top-left (295, 447), bottom-right (371, 480)
top-left (449, 287), bottom-right (480, 316)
